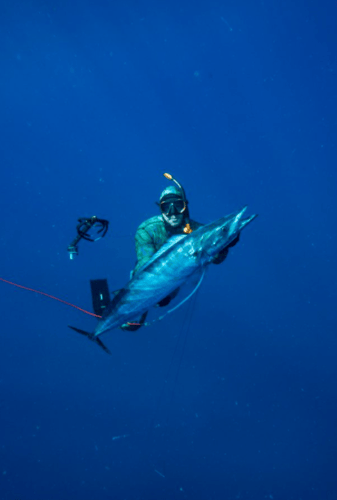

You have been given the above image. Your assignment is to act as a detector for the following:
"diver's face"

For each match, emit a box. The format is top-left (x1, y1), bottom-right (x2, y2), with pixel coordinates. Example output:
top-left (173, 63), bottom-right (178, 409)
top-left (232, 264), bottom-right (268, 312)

top-left (162, 212), bottom-right (184, 228)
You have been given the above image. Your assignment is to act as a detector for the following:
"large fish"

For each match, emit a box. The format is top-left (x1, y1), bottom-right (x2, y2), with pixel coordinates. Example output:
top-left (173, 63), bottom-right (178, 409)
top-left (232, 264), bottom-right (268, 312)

top-left (69, 207), bottom-right (257, 354)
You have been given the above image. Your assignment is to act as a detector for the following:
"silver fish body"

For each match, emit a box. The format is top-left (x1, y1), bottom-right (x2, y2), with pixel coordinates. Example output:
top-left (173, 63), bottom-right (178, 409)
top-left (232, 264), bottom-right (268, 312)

top-left (94, 207), bottom-right (257, 337)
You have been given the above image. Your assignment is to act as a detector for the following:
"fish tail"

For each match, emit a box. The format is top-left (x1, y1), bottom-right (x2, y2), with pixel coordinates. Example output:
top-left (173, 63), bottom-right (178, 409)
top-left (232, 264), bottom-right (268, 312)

top-left (68, 325), bottom-right (111, 355)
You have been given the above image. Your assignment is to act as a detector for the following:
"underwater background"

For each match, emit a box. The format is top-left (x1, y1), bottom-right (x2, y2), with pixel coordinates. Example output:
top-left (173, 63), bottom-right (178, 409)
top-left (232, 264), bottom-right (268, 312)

top-left (1, 1), bottom-right (336, 499)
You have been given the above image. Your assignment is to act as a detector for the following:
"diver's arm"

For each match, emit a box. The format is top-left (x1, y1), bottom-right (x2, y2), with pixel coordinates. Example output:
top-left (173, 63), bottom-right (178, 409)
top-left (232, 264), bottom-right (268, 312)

top-left (133, 228), bottom-right (157, 274)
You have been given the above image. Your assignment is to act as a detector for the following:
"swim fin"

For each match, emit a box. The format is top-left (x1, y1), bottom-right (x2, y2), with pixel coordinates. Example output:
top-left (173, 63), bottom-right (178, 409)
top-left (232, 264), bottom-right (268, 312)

top-left (90, 279), bottom-right (111, 316)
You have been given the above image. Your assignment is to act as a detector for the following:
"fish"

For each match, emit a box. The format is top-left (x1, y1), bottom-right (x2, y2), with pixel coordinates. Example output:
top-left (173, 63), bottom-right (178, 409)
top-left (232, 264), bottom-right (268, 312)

top-left (69, 207), bottom-right (257, 353)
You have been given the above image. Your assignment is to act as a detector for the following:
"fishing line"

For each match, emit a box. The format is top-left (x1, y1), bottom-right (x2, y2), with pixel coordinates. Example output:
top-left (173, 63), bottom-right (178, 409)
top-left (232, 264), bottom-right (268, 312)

top-left (165, 287), bottom-right (199, 425)
top-left (0, 277), bottom-right (102, 319)
top-left (148, 300), bottom-right (192, 433)
top-left (149, 283), bottom-right (200, 477)
top-left (149, 276), bottom-right (201, 432)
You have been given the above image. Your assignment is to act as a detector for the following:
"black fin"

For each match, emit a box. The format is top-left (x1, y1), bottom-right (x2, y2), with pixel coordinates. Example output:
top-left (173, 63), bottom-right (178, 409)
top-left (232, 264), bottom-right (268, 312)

top-left (90, 279), bottom-right (111, 316)
top-left (68, 325), bottom-right (111, 355)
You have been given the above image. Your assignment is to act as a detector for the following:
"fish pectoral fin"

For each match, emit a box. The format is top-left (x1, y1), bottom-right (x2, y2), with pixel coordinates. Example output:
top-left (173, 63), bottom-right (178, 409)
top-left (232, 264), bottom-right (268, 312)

top-left (68, 325), bottom-right (111, 355)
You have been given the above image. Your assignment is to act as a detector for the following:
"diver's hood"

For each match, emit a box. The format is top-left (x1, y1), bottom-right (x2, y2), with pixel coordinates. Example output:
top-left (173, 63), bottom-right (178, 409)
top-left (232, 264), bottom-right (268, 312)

top-left (160, 185), bottom-right (184, 202)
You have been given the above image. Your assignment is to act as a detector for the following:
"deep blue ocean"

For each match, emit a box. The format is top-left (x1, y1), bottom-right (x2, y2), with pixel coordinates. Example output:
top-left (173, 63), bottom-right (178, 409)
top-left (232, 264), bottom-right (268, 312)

top-left (1, 1), bottom-right (336, 499)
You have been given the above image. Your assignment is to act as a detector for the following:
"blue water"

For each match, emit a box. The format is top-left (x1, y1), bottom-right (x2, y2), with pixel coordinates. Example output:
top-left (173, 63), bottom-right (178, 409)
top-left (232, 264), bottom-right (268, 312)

top-left (1, 1), bottom-right (336, 499)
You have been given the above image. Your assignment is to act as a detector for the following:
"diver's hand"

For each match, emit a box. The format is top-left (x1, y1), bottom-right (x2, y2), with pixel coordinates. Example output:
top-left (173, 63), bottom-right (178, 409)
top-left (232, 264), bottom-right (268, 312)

top-left (120, 311), bottom-right (148, 331)
top-left (157, 295), bottom-right (172, 307)
top-left (212, 247), bottom-right (228, 265)
top-left (212, 234), bottom-right (240, 265)
top-left (120, 322), bottom-right (143, 332)
top-left (227, 233), bottom-right (240, 248)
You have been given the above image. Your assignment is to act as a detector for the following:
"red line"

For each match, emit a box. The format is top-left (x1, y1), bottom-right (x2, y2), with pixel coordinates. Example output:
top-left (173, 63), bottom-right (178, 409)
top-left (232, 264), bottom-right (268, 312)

top-left (0, 277), bottom-right (102, 319)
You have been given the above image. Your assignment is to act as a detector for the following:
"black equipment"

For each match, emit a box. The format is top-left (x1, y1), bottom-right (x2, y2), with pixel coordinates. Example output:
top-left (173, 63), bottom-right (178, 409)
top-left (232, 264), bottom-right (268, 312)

top-left (67, 216), bottom-right (109, 260)
top-left (90, 279), bottom-right (111, 317)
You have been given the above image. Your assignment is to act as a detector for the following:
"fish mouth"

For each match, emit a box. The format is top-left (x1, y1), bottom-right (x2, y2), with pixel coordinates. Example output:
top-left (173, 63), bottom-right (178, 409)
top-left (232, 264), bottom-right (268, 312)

top-left (239, 213), bottom-right (258, 230)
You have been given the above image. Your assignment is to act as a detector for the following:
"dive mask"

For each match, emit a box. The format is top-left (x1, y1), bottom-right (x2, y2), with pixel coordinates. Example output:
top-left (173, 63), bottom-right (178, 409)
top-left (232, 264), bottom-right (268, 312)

top-left (160, 197), bottom-right (186, 216)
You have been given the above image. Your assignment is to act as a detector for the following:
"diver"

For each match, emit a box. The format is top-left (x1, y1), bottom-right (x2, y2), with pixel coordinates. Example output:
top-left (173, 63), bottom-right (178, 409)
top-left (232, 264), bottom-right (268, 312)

top-left (120, 173), bottom-right (240, 331)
